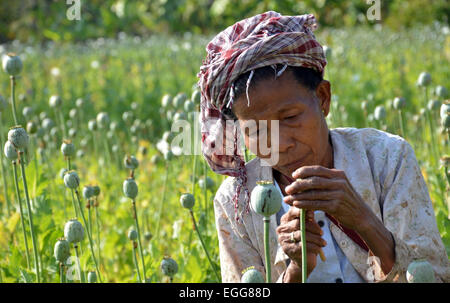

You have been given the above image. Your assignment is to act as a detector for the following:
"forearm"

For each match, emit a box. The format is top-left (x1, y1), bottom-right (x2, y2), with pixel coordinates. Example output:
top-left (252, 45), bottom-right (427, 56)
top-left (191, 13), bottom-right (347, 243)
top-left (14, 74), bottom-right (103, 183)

top-left (358, 212), bottom-right (395, 275)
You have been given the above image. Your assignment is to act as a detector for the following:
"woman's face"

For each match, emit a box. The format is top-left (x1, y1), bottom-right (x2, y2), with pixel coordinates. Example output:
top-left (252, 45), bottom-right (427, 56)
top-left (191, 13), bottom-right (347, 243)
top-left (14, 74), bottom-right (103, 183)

top-left (232, 70), bottom-right (333, 178)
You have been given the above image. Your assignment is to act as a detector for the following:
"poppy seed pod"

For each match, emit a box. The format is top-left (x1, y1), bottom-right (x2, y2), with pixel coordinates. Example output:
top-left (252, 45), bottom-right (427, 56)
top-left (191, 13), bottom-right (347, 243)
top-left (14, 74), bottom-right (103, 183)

top-left (122, 111), bottom-right (134, 124)
top-left (42, 118), bottom-right (55, 132)
top-left (241, 267), bottom-right (265, 283)
top-left (160, 257), bottom-right (178, 277)
top-left (144, 232), bottom-right (153, 241)
top-left (96, 112), bottom-right (110, 129)
top-left (161, 94), bottom-right (173, 108)
top-left (88, 119), bottom-right (97, 131)
top-left (49, 95), bottom-right (62, 108)
top-left (64, 219), bottom-right (85, 243)
top-left (123, 178), bottom-right (138, 199)
top-left (8, 126), bottom-right (29, 150)
top-left (417, 72), bottom-right (431, 87)
top-left (92, 185), bottom-right (101, 197)
top-left (191, 89), bottom-right (201, 104)
top-left (184, 100), bottom-right (195, 112)
top-left (166, 110), bottom-right (174, 122)
top-left (59, 168), bottom-right (68, 179)
top-left (374, 105), bottom-right (386, 121)
top-left (127, 229), bottom-right (137, 241)
top-left (69, 108), bottom-right (77, 119)
top-left (250, 181), bottom-right (282, 217)
top-left (162, 131), bottom-right (174, 142)
top-left (139, 146), bottom-right (147, 156)
top-left (173, 93), bottom-right (187, 108)
top-left (39, 111), bottom-right (48, 121)
top-left (22, 106), bottom-right (34, 118)
top-left (64, 170), bottom-right (80, 189)
top-left (4, 140), bottom-right (18, 160)
top-left (54, 238), bottom-right (70, 263)
top-left (173, 112), bottom-right (187, 121)
top-left (50, 127), bottom-right (58, 137)
top-left (83, 185), bottom-right (94, 200)
top-left (61, 140), bottom-right (76, 157)
top-left (361, 100), bottom-right (368, 111)
top-left (198, 177), bottom-right (215, 191)
top-left (406, 259), bottom-right (435, 283)
top-left (26, 121), bottom-right (38, 135)
top-left (435, 85), bottom-right (448, 99)
top-left (87, 271), bottom-right (97, 283)
top-left (164, 150), bottom-right (174, 161)
top-left (124, 155), bottom-right (139, 170)
top-left (180, 193), bottom-right (195, 209)
top-left (76, 98), bottom-right (84, 108)
top-left (68, 128), bottom-right (77, 138)
top-left (427, 99), bottom-right (441, 111)
top-left (2, 53), bottom-right (23, 76)
top-left (393, 97), bottom-right (406, 110)
top-left (110, 121), bottom-right (118, 132)
top-left (322, 45), bottom-right (332, 59)
top-left (440, 100), bottom-right (450, 120)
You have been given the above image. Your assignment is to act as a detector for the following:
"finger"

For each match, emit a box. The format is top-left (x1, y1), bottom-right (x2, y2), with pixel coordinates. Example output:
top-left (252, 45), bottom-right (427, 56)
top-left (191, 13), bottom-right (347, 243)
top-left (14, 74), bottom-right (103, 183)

top-left (293, 199), bottom-right (339, 214)
top-left (285, 177), bottom-right (344, 195)
top-left (284, 189), bottom-right (344, 203)
top-left (292, 230), bottom-right (327, 247)
top-left (292, 166), bottom-right (347, 180)
top-left (279, 207), bottom-right (300, 224)
top-left (305, 220), bottom-right (323, 236)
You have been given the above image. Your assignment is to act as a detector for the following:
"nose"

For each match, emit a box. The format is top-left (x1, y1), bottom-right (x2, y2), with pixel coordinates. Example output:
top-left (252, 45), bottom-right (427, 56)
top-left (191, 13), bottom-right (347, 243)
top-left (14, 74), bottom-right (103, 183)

top-left (269, 125), bottom-right (295, 155)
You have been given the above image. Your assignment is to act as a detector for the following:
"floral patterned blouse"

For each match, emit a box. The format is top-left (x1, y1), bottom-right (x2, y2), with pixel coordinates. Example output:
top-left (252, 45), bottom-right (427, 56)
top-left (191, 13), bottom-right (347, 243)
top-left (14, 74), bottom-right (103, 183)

top-left (213, 127), bottom-right (450, 283)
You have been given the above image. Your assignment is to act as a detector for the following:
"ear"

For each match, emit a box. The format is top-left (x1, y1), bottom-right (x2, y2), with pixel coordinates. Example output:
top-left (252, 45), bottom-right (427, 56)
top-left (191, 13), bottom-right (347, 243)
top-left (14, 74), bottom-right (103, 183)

top-left (315, 80), bottom-right (331, 116)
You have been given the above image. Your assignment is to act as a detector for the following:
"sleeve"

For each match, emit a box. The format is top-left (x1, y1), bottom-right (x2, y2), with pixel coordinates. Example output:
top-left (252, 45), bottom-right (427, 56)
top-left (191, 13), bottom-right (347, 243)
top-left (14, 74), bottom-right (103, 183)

top-left (372, 140), bottom-right (450, 283)
top-left (213, 179), bottom-right (266, 283)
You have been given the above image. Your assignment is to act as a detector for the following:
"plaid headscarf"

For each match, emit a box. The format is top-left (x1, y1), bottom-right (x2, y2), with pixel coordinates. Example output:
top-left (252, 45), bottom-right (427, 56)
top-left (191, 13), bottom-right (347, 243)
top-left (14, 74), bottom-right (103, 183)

top-left (197, 11), bottom-right (327, 221)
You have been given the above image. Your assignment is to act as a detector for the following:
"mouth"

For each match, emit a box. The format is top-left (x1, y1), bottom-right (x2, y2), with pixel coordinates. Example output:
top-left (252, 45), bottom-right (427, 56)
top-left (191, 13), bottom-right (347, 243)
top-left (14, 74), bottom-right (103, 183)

top-left (281, 153), bottom-right (309, 171)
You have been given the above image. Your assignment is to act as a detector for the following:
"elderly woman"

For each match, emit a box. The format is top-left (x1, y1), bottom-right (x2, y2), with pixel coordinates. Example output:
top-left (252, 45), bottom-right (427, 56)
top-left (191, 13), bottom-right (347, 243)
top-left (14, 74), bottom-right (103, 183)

top-left (197, 11), bottom-right (450, 283)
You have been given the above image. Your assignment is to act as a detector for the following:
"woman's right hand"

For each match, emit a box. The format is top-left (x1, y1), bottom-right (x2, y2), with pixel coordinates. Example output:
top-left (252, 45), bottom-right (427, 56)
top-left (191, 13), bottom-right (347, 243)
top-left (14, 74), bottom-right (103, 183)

top-left (276, 207), bottom-right (327, 281)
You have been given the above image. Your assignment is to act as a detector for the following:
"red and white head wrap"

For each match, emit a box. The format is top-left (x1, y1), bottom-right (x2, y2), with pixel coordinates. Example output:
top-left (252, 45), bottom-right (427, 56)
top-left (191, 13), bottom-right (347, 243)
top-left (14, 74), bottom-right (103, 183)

top-left (197, 11), bottom-right (327, 221)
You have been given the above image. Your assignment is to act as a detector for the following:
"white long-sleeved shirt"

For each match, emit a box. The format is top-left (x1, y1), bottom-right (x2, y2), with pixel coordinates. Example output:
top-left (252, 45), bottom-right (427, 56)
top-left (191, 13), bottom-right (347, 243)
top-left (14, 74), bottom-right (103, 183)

top-left (213, 127), bottom-right (450, 283)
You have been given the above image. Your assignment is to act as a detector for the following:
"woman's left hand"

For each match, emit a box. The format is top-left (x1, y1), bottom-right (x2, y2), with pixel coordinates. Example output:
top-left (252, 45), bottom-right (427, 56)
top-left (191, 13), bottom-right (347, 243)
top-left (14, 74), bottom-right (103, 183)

top-left (283, 165), bottom-right (375, 233)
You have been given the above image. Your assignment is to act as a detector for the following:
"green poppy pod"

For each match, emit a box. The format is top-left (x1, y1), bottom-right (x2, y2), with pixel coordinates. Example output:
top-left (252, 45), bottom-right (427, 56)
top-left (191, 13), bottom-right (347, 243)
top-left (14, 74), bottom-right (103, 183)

top-left (241, 267), bottom-right (265, 283)
top-left (92, 185), bottom-right (101, 197)
top-left (161, 257), bottom-right (178, 277)
top-left (250, 181), bottom-right (282, 217)
top-left (427, 99), bottom-right (441, 111)
top-left (393, 97), bottom-right (406, 110)
top-left (61, 140), bottom-right (76, 157)
top-left (417, 72), bottom-right (431, 87)
top-left (127, 229), bottom-right (137, 241)
top-left (22, 106), bottom-right (34, 118)
top-left (59, 168), bottom-right (68, 179)
top-left (64, 219), bottom-right (84, 243)
top-left (173, 93), bottom-right (187, 108)
top-left (406, 259), bottom-right (435, 283)
top-left (2, 53), bottom-right (23, 76)
top-left (198, 177), bottom-right (215, 191)
top-left (54, 238), bottom-right (71, 263)
top-left (124, 155), bottom-right (139, 170)
top-left (435, 85), bottom-right (448, 99)
top-left (83, 185), bottom-right (95, 200)
top-left (180, 193), bottom-right (195, 209)
top-left (96, 112), bottom-right (110, 129)
top-left (4, 140), bottom-right (18, 161)
top-left (191, 89), bottom-right (201, 104)
top-left (440, 100), bottom-right (450, 120)
top-left (184, 99), bottom-right (195, 112)
top-left (374, 105), bottom-right (386, 121)
top-left (26, 121), bottom-right (38, 135)
top-left (161, 94), bottom-right (173, 108)
top-left (123, 178), bottom-right (138, 199)
top-left (8, 126), bottom-right (29, 150)
top-left (88, 120), bottom-right (97, 131)
top-left (49, 95), bottom-right (62, 108)
top-left (64, 170), bottom-right (80, 189)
